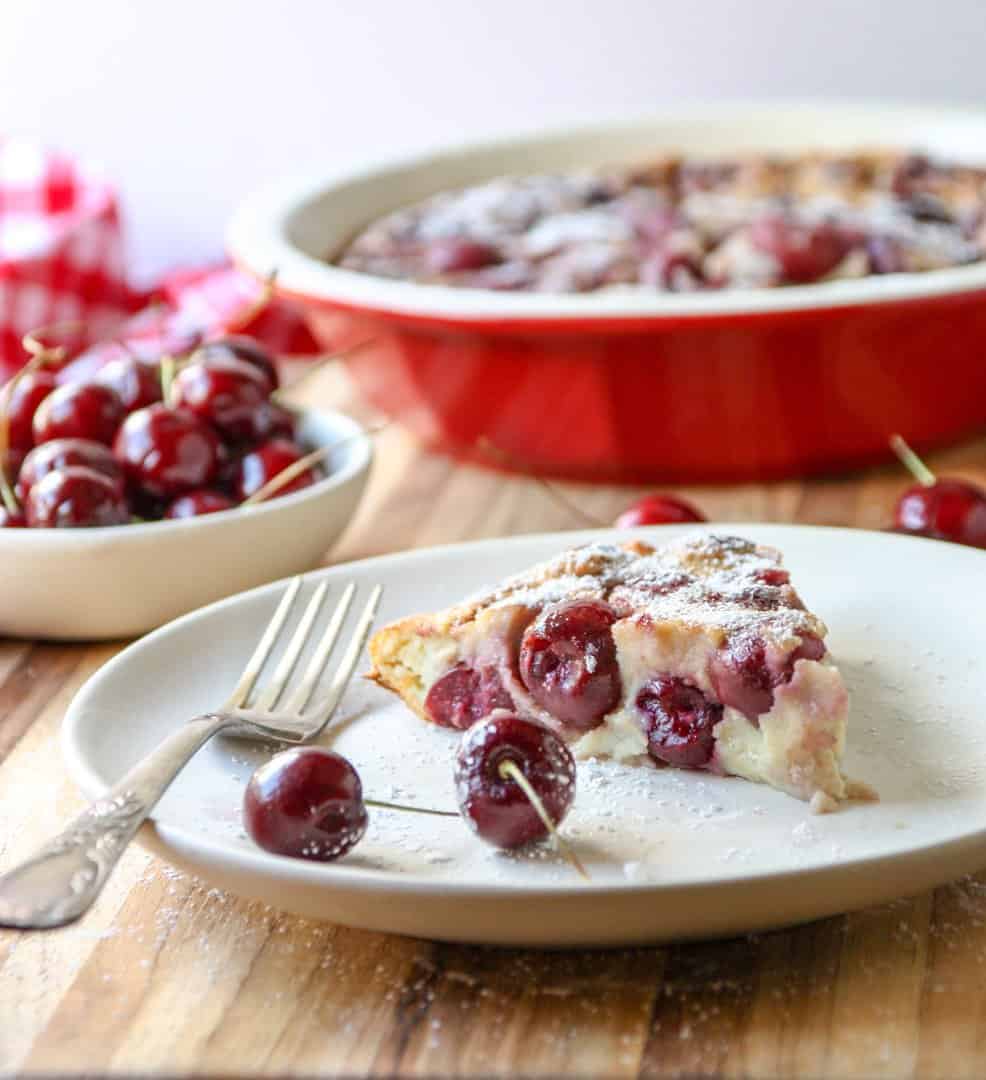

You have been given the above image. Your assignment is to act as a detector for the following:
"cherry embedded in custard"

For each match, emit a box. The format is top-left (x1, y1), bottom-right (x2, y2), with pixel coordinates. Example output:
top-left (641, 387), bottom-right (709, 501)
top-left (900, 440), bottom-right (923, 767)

top-left (425, 238), bottom-right (501, 274)
top-left (164, 489), bottom-right (236, 519)
top-left (710, 632), bottom-right (827, 721)
top-left (25, 466), bottom-right (131, 528)
top-left (748, 214), bottom-right (853, 283)
top-left (32, 382), bottom-right (125, 447)
top-left (95, 357), bottom-right (163, 413)
top-left (519, 599), bottom-right (621, 733)
top-left (637, 676), bottom-right (722, 769)
top-left (4, 370), bottom-right (59, 450)
top-left (18, 438), bottom-right (123, 498)
top-left (424, 663), bottom-right (513, 730)
top-left (453, 712), bottom-right (576, 849)
top-left (615, 493), bottom-right (706, 528)
top-left (172, 359), bottom-right (270, 442)
top-left (230, 439), bottom-right (316, 501)
top-left (113, 403), bottom-right (222, 499)
top-left (243, 747), bottom-right (367, 861)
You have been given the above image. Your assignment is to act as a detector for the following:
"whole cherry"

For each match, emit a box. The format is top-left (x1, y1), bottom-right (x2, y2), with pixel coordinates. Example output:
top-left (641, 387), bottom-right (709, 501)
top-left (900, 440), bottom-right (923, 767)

top-left (171, 358), bottom-right (271, 442)
top-left (95, 356), bottom-right (163, 413)
top-left (32, 382), bottom-right (125, 447)
top-left (889, 434), bottom-right (986, 549)
top-left (748, 214), bottom-right (853, 284)
top-left (191, 336), bottom-right (279, 392)
top-left (113, 403), bottom-right (222, 499)
top-left (164, 489), bottom-right (236, 519)
top-left (18, 438), bottom-right (123, 498)
top-left (454, 712), bottom-right (578, 852)
top-left (243, 747), bottom-right (368, 861)
top-left (229, 439), bottom-right (317, 502)
top-left (615, 493), bottom-right (706, 528)
top-left (26, 466), bottom-right (131, 528)
top-left (4, 369), bottom-right (59, 450)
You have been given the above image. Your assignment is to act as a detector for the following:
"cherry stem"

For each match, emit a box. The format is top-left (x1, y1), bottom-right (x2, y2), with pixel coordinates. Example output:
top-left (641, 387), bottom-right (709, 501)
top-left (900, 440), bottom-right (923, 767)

top-left (889, 434), bottom-right (936, 487)
top-left (364, 798), bottom-right (459, 818)
top-left (497, 759), bottom-right (589, 881)
top-left (159, 354), bottom-right (178, 406)
top-left (241, 421), bottom-right (390, 507)
top-left (475, 437), bottom-right (607, 528)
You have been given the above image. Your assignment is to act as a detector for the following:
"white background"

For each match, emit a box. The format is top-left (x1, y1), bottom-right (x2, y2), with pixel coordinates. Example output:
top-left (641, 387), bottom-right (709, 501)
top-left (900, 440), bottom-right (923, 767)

top-left (2, 0), bottom-right (984, 282)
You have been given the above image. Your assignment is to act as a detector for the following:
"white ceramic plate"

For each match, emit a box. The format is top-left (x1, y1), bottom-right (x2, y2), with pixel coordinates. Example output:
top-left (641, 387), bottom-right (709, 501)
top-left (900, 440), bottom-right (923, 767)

top-left (63, 525), bottom-right (986, 947)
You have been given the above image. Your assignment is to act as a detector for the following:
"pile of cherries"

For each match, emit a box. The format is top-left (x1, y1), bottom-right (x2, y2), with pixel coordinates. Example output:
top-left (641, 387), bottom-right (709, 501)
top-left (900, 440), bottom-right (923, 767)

top-left (0, 335), bottom-right (322, 529)
top-left (243, 712), bottom-right (576, 862)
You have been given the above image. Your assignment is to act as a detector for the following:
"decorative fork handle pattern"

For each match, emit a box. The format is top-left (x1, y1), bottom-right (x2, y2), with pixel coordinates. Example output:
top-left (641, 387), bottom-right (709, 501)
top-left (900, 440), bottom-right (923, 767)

top-left (0, 713), bottom-right (230, 930)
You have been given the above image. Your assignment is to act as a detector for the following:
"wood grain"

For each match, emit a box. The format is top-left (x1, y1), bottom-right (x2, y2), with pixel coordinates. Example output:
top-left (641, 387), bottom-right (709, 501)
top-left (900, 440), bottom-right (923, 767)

top-left (2, 361), bottom-right (986, 1078)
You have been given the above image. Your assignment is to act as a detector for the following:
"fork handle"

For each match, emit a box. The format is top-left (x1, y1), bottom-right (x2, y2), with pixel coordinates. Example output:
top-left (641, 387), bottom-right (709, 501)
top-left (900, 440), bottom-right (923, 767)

top-left (0, 712), bottom-right (230, 930)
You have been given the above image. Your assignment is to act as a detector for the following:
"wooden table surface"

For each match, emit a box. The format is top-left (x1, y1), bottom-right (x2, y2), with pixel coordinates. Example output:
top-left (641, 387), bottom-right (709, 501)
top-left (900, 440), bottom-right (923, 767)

top-left (3, 364), bottom-right (986, 1078)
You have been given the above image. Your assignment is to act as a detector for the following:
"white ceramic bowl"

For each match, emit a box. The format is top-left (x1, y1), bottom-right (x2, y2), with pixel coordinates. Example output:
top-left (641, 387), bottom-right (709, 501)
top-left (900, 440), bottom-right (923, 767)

top-left (0, 408), bottom-right (372, 641)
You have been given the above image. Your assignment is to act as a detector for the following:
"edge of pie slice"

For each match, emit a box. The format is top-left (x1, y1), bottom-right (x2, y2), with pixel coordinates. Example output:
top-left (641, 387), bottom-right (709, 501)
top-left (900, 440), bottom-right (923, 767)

top-left (368, 533), bottom-right (872, 812)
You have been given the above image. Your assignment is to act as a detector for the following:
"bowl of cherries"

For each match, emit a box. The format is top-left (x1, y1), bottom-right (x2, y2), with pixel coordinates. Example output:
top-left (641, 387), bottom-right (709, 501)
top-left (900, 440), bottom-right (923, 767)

top-left (0, 336), bottom-right (372, 640)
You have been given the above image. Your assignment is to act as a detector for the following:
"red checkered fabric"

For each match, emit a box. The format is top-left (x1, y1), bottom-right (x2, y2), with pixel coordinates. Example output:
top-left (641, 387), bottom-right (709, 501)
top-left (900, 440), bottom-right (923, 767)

top-left (0, 139), bottom-right (319, 381)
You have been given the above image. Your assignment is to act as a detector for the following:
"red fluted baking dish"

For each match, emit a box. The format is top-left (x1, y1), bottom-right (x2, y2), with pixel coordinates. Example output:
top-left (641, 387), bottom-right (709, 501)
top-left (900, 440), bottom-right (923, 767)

top-left (228, 103), bottom-right (986, 484)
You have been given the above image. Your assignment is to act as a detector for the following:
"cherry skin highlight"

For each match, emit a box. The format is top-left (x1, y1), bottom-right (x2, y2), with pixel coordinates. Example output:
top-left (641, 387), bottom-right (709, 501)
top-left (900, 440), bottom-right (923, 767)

top-left (454, 712), bottom-right (576, 849)
top-left (243, 747), bottom-right (368, 861)
top-left (113, 404), bottom-right (222, 499)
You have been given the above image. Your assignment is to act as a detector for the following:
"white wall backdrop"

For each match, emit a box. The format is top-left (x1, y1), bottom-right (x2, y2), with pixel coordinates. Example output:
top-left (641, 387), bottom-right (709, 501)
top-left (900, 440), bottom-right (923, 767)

top-left (2, 0), bottom-right (984, 281)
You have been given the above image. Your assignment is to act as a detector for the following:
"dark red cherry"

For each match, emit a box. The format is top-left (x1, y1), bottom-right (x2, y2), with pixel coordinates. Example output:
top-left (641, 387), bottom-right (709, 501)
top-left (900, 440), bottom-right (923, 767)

top-left (95, 357), bottom-right (163, 413)
top-left (615, 493), bottom-right (706, 528)
top-left (424, 663), bottom-right (513, 730)
top-left (172, 359), bottom-right (270, 442)
top-left (230, 439), bottom-right (316, 501)
top-left (519, 599), bottom-right (621, 733)
top-left (454, 712), bottom-right (576, 849)
top-left (894, 481), bottom-right (986, 549)
top-left (164, 489), bottom-right (236, 519)
top-left (18, 438), bottom-right (123, 498)
top-left (640, 249), bottom-right (705, 291)
top-left (0, 506), bottom-right (26, 527)
top-left (113, 403), bottom-right (222, 498)
top-left (245, 401), bottom-right (296, 444)
top-left (4, 370), bottom-right (58, 450)
top-left (192, 336), bottom-right (279, 392)
top-left (32, 382), bottom-right (125, 447)
top-left (637, 676), bottom-right (722, 768)
top-left (243, 747), bottom-right (367, 861)
top-left (709, 636), bottom-right (774, 720)
top-left (709, 633), bottom-right (827, 720)
top-left (748, 215), bottom-right (853, 283)
top-left (425, 238), bottom-right (501, 274)
top-left (25, 466), bottom-right (130, 528)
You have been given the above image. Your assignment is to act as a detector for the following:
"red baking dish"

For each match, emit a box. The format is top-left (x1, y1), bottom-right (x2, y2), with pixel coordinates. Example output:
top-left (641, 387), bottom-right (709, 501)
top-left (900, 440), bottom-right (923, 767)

top-left (228, 103), bottom-right (986, 484)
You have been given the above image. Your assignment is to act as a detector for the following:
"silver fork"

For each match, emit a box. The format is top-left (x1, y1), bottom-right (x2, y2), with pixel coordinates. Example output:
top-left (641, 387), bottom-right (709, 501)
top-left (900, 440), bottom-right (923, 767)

top-left (0, 577), bottom-right (382, 931)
